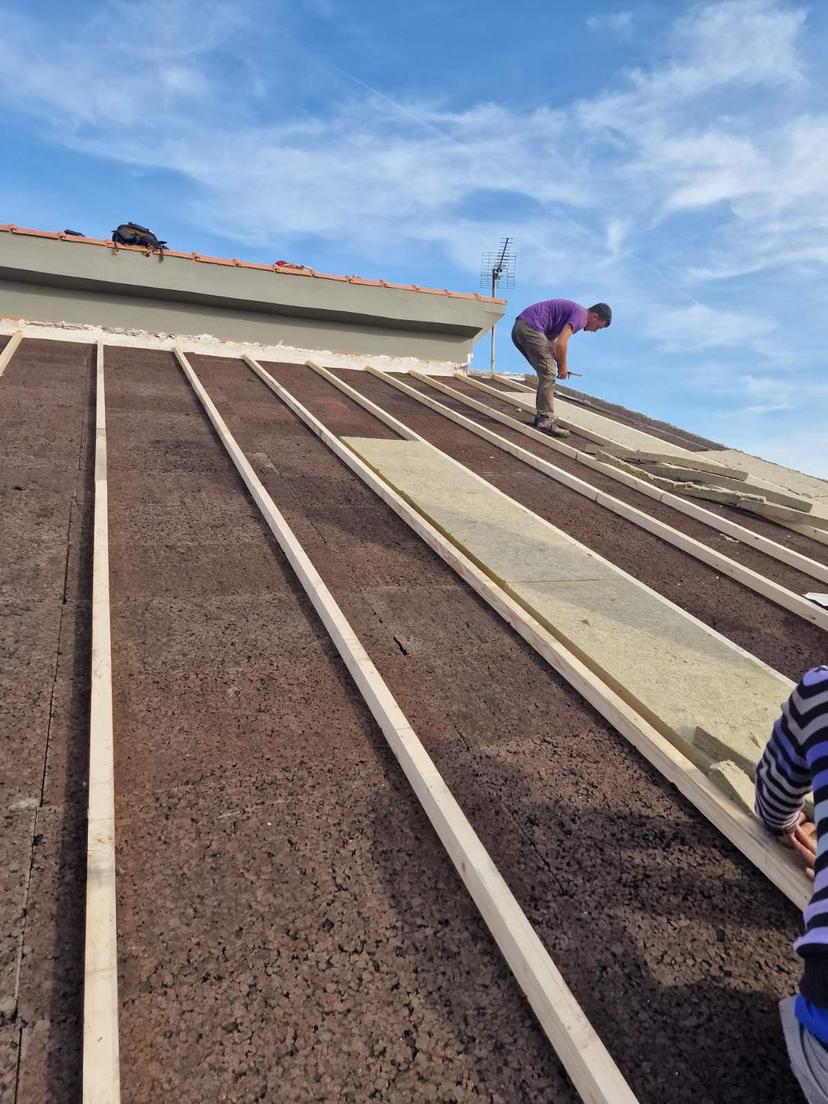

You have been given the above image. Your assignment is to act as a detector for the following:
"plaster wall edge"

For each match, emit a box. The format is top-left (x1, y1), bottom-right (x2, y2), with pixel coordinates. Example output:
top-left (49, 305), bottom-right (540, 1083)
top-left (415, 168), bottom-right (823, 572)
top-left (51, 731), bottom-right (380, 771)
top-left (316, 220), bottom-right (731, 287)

top-left (0, 315), bottom-right (468, 376)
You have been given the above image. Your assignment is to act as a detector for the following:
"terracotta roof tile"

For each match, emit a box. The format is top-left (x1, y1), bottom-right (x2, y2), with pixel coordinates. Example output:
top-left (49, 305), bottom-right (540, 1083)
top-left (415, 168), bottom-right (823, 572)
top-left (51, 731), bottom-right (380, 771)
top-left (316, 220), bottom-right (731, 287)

top-left (0, 224), bottom-right (506, 303)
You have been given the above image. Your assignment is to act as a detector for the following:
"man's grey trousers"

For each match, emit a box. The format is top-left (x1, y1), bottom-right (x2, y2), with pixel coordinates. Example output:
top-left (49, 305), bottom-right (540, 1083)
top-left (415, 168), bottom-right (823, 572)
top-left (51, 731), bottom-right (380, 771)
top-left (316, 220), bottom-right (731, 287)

top-left (511, 317), bottom-right (558, 419)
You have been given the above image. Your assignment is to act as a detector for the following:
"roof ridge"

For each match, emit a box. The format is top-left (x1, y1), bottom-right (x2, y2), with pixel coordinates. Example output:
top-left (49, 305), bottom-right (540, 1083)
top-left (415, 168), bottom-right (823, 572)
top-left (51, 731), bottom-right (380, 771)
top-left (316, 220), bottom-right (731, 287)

top-left (0, 224), bottom-right (506, 304)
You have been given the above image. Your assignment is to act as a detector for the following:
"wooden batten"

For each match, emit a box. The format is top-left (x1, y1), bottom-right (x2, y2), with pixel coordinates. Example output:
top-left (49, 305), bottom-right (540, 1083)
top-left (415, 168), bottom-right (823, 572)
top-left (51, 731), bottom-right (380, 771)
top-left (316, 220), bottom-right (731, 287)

top-left (0, 330), bottom-right (23, 377)
top-left (83, 340), bottom-right (121, 1104)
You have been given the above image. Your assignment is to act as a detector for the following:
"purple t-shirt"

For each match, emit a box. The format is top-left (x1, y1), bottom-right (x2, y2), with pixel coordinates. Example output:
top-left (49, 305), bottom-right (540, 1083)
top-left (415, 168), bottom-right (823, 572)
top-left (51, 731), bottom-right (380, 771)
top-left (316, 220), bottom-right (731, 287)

top-left (518, 299), bottom-right (587, 340)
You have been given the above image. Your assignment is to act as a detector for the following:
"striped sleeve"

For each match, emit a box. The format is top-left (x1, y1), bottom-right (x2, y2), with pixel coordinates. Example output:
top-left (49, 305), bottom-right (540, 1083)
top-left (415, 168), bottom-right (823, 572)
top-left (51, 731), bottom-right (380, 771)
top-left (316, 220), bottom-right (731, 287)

top-left (755, 668), bottom-right (828, 833)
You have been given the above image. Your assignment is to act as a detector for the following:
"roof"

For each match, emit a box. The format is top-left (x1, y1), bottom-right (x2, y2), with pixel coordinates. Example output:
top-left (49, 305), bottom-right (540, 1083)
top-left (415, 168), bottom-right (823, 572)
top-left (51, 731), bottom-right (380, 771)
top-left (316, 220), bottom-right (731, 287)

top-left (0, 224), bottom-right (506, 304)
top-left (3, 334), bottom-right (824, 1102)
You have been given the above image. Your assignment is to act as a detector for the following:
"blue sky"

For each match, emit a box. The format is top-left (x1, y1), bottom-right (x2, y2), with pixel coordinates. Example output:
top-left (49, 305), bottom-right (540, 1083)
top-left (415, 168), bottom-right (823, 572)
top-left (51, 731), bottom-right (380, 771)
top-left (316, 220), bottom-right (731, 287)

top-left (1, 0), bottom-right (827, 475)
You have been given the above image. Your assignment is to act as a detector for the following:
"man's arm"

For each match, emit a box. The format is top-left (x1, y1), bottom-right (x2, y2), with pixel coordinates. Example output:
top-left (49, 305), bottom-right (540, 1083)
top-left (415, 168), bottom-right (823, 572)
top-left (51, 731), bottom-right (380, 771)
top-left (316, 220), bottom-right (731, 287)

top-left (552, 324), bottom-right (573, 380)
top-left (755, 670), bottom-right (827, 872)
top-left (755, 684), bottom-right (812, 834)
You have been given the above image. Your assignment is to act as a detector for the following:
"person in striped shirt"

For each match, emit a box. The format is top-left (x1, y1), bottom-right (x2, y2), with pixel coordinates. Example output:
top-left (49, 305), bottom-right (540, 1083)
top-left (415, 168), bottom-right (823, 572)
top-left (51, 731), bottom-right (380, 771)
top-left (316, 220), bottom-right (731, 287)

top-left (755, 665), bottom-right (827, 1103)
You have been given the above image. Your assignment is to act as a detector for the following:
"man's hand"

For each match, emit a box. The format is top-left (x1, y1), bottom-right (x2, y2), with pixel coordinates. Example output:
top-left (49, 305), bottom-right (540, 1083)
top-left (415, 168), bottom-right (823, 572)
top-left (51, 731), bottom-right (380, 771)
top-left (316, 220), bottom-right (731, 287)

top-left (785, 812), bottom-right (817, 879)
top-left (552, 325), bottom-right (573, 382)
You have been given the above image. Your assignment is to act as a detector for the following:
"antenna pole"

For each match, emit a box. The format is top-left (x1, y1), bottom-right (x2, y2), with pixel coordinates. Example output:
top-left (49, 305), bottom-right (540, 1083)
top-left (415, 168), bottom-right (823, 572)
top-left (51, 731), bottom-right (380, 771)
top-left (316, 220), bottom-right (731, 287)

top-left (490, 267), bottom-right (497, 377)
top-left (480, 237), bottom-right (515, 378)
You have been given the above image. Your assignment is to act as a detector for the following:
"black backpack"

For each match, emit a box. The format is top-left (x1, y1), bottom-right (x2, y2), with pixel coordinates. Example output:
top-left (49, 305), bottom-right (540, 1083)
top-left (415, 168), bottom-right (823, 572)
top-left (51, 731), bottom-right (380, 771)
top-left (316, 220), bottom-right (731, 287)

top-left (112, 222), bottom-right (167, 252)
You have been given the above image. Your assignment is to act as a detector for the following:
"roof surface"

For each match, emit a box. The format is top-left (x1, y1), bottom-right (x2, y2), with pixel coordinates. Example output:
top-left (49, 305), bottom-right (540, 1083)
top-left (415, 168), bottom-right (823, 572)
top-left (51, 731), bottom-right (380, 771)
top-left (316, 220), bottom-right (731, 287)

top-left (2, 334), bottom-right (826, 1103)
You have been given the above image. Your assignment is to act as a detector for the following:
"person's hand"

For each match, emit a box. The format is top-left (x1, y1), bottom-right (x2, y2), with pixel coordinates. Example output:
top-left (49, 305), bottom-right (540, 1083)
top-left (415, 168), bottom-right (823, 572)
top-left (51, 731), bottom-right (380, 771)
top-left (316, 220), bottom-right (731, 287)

top-left (785, 812), bottom-right (817, 879)
top-left (557, 366), bottom-right (569, 381)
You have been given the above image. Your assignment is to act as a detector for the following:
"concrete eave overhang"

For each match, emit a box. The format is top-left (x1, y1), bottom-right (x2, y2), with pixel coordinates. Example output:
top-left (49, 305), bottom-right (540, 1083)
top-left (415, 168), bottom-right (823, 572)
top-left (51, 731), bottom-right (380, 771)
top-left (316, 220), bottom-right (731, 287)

top-left (0, 227), bottom-right (505, 341)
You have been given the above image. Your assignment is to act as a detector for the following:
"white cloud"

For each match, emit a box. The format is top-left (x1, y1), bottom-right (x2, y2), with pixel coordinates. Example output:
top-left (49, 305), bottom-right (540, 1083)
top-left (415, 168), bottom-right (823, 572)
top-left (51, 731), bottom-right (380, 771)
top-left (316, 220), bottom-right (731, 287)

top-left (733, 375), bottom-right (795, 411)
top-left (604, 217), bottom-right (630, 260)
top-left (706, 370), bottom-right (828, 409)
top-left (579, 0), bottom-right (806, 149)
top-left (642, 303), bottom-right (774, 352)
top-left (660, 0), bottom-right (805, 95)
top-left (0, 0), bottom-right (818, 292)
top-left (730, 426), bottom-right (828, 478)
top-left (572, 1), bottom-right (828, 307)
top-left (586, 10), bottom-right (634, 36)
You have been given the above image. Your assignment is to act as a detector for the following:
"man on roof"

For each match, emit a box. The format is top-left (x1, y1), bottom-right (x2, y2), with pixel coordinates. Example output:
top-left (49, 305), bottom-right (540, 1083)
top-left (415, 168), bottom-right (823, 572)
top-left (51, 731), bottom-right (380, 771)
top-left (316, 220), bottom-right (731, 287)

top-left (755, 666), bottom-right (828, 1104)
top-left (511, 299), bottom-right (612, 438)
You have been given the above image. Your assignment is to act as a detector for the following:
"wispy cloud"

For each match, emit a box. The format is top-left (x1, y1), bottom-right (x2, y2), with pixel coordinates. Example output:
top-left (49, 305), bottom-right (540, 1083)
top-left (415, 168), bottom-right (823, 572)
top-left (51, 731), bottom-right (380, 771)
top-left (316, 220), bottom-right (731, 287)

top-left (730, 426), bottom-right (828, 478)
top-left (0, 1), bottom-right (252, 128)
top-left (707, 371), bottom-right (828, 409)
top-left (0, 0), bottom-right (818, 292)
top-left (586, 10), bottom-right (634, 37)
top-left (642, 303), bottom-right (774, 353)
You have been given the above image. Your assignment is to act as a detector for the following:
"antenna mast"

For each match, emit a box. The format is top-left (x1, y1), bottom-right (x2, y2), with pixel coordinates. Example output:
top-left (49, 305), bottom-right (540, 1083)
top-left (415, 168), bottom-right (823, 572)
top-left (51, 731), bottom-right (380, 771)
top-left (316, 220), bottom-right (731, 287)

top-left (480, 237), bottom-right (516, 377)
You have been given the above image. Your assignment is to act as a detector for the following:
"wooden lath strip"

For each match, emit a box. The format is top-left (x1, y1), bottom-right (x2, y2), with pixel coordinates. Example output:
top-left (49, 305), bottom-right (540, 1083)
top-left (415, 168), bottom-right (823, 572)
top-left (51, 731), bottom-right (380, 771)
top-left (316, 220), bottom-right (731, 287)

top-left (83, 340), bottom-right (121, 1104)
top-left (0, 330), bottom-right (24, 377)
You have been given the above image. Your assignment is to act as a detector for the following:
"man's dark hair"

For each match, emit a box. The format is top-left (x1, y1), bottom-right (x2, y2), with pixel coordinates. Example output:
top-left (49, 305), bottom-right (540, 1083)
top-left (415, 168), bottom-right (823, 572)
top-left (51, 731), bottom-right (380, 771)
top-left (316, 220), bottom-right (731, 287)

top-left (588, 302), bottom-right (612, 325)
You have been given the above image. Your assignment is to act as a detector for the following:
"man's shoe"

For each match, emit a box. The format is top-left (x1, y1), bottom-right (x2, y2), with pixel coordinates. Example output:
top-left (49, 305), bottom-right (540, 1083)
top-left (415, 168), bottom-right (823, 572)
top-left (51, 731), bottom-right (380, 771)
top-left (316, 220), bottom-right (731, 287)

top-left (533, 415), bottom-right (571, 439)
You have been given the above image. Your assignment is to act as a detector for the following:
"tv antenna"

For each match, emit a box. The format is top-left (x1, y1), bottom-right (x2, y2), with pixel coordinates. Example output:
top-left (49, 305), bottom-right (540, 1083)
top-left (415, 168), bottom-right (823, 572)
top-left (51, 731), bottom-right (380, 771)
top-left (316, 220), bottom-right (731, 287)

top-left (480, 237), bottom-right (516, 377)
